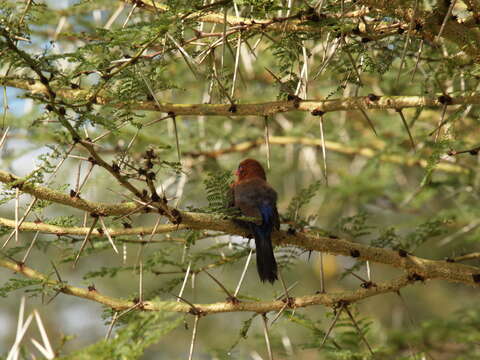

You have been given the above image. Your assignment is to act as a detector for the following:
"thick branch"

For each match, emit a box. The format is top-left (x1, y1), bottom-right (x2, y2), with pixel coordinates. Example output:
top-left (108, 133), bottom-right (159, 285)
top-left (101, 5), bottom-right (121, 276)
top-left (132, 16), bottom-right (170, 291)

top-left (2, 78), bottom-right (479, 116)
top-left (0, 257), bottom-right (413, 313)
top-left (0, 216), bottom-right (186, 241)
top-left (124, 0), bottom-right (371, 33)
top-left (0, 170), bottom-right (141, 216)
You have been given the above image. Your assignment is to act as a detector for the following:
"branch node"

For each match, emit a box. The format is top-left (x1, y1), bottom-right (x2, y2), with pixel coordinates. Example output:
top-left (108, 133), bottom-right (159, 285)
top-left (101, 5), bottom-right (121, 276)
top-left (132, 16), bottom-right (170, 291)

top-left (282, 296), bottom-right (296, 308)
top-left (408, 273), bottom-right (425, 282)
top-left (226, 296), bottom-right (240, 305)
top-left (360, 281), bottom-right (377, 289)
top-left (350, 249), bottom-right (360, 258)
top-left (170, 209), bottom-right (182, 224)
top-left (287, 94), bottom-right (302, 108)
top-left (398, 249), bottom-right (408, 257)
top-left (311, 108), bottom-right (325, 116)
top-left (438, 94), bottom-right (453, 105)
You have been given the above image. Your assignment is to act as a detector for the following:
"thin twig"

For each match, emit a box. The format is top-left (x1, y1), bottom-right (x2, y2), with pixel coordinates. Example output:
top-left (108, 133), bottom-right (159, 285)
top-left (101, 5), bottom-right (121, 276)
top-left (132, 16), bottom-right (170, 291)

top-left (122, 3), bottom-right (137, 28)
top-left (14, 188), bottom-right (20, 243)
top-left (435, 0), bottom-right (457, 42)
top-left (203, 269), bottom-right (234, 298)
top-left (77, 162), bottom-right (95, 194)
top-left (270, 301), bottom-right (289, 326)
top-left (21, 231), bottom-right (40, 264)
top-left (344, 306), bottom-right (374, 355)
top-left (319, 115), bottom-right (328, 185)
top-left (140, 73), bottom-right (181, 163)
top-left (366, 260), bottom-right (371, 282)
top-left (32, 310), bottom-right (54, 359)
top-left (99, 217), bottom-right (119, 254)
top-left (188, 315), bottom-right (200, 360)
top-left (2, 198), bottom-right (37, 249)
top-left (177, 261), bottom-right (192, 301)
top-left (433, 104), bottom-right (448, 141)
top-left (264, 116), bottom-right (271, 169)
top-left (234, 249), bottom-right (253, 296)
top-left (342, 37), bottom-right (363, 86)
top-left (319, 252), bottom-right (325, 293)
top-left (358, 108), bottom-right (377, 136)
top-left (73, 217), bottom-right (99, 268)
top-left (171, 114), bottom-right (182, 163)
top-left (278, 269), bottom-right (292, 301)
top-left (319, 304), bottom-right (344, 349)
top-left (139, 258), bottom-right (143, 303)
top-left (262, 314), bottom-right (274, 360)
top-left (105, 311), bottom-right (119, 340)
top-left (397, 109), bottom-right (416, 151)
top-left (410, 40), bottom-right (424, 82)
top-left (74, 160), bottom-right (82, 193)
top-left (0, 127), bottom-right (10, 149)
top-left (395, 0), bottom-right (418, 85)
top-left (230, 33), bottom-right (242, 97)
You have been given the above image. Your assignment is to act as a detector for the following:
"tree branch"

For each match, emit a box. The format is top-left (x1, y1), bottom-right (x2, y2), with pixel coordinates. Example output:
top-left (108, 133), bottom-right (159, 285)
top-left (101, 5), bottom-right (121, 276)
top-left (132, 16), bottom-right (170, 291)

top-left (0, 170), bottom-right (141, 216)
top-left (0, 216), bottom-right (186, 241)
top-left (2, 78), bottom-right (479, 116)
top-left (0, 257), bottom-right (413, 313)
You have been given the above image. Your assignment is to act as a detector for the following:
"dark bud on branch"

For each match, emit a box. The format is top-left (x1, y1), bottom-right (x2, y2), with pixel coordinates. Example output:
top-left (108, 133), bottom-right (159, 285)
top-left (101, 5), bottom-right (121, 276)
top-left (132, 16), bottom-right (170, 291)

top-left (398, 249), bottom-right (408, 257)
top-left (311, 108), bottom-right (325, 116)
top-left (438, 94), bottom-right (453, 105)
top-left (350, 249), bottom-right (360, 258)
top-left (151, 192), bottom-right (160, 202)
top-left (111, 162), bottom-right (120, 173)
top-left (408, 273), bottom-right (425, 282)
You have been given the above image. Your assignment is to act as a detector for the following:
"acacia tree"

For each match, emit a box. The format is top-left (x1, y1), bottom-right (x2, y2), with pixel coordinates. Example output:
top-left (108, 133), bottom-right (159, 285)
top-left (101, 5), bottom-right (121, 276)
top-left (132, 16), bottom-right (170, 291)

top-left (1, 0), bottom-right (480, 358)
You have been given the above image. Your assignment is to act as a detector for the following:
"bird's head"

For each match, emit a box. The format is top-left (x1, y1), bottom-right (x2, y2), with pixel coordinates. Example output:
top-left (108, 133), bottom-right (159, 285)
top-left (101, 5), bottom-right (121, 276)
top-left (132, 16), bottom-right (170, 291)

top-left (235, 158), bottom-right (267, 181)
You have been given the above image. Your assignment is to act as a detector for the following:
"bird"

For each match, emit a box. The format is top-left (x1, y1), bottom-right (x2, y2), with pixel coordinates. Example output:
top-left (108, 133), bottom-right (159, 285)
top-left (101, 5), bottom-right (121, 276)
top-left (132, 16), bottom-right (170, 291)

top-left (230, 158), bottom-right (280, 283)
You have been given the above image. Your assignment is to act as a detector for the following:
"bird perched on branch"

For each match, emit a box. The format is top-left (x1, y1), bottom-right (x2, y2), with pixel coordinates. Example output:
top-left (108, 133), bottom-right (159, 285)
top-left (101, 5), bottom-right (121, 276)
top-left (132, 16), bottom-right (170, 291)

top-left (230, 158), bottom-right (280, 283)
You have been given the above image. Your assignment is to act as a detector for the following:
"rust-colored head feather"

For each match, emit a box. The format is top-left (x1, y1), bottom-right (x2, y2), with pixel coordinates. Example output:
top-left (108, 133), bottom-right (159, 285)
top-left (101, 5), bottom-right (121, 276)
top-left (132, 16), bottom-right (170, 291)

top-left (235, 158), bottom-right (266, 181)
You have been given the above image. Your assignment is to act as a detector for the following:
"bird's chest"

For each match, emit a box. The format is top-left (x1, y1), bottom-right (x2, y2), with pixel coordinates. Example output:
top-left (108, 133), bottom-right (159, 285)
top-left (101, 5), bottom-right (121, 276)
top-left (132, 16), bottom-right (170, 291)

top-left (233, 180), bottom-right (276, 218)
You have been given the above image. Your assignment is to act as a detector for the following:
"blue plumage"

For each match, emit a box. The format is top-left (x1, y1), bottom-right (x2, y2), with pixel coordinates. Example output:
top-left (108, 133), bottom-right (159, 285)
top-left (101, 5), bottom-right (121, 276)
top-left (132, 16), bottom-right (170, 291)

top-left (249, 203), bottom-right (278, 283)
top-left (231, 159), bottom-right (280, 283)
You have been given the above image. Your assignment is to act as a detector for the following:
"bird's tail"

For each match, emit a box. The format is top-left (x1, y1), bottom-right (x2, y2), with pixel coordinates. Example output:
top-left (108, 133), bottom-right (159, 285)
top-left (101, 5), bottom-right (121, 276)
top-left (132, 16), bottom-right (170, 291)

top-left (250, 209), bottom-right (278, 283)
